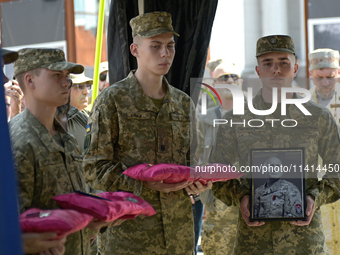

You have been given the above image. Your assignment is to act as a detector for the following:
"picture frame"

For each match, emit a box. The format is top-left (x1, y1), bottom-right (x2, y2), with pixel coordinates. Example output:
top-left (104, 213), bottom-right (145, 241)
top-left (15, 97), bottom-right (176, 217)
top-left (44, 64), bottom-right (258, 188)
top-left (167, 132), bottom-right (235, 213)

top-left (249, 148), bottom-right (306, 222)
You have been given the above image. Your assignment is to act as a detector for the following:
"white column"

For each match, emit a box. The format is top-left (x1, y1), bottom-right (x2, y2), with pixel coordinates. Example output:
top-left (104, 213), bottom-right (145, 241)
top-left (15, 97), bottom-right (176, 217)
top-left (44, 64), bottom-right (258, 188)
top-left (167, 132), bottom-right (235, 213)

top-left (243, 0), bottom-right (262, 74)
top-left (261, 0), bottom-right (288, 35)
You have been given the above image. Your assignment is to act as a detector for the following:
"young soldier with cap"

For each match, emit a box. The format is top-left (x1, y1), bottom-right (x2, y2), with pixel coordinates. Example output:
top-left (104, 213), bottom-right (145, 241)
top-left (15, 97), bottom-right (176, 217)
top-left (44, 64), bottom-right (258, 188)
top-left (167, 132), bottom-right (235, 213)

top-left (9, 48), bottom-right (108, 255)
top-left (84, 11), bottom-right (211, 255)
top-left (308, 48), bottom-right (340, 255)
top-left (2, 48), bottom-right (68, 255)
top-left (210, 35), bottom-right (340, 254)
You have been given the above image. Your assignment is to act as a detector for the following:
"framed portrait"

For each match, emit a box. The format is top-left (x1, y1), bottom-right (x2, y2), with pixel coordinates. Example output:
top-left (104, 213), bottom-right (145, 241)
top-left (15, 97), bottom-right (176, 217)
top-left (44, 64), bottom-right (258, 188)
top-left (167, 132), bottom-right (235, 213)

top-left (249, 148), bottom-right (306, 222)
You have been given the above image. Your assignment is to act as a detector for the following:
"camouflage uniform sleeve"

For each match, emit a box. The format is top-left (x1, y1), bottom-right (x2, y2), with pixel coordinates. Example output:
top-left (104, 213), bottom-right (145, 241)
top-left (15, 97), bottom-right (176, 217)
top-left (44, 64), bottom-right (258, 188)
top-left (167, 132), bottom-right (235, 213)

top-left (13, 151), bottom-right (35, 213)
top-left (195, 115), bottom-right (204, 157)
top-left (284, 183), bottom-right (302, 217)
top-left (308, 110), bottom-right (340, 208)
top-left (83, 94), bottom-right (143, 194)
top-left (209, 120), bottom-right (247, 207)
top-left (187, 99), bottom-right (198, 166)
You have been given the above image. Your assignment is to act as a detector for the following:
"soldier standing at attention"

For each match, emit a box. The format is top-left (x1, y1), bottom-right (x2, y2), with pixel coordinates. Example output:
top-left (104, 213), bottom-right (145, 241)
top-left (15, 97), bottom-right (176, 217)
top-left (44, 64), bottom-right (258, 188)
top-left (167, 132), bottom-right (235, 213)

top-left (309, 48), bottom-right (340, 255)
top-left (10, 48), bottom-right (111, 255)
top-left (210, 35), bottom-right (340, 254)
top-left (83, 11), bottom-right (211, 255)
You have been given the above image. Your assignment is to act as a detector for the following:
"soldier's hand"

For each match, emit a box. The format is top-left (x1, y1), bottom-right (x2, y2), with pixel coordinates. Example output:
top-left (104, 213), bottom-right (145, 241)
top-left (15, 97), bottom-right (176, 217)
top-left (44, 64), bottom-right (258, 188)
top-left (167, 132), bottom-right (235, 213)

top-left (290, 195), bottom-right (315, 226)
top-left (38, 243), bottom-right (65, 255)
top-left (87, 218), bottom-right (110, 231)
top-left (240, 195), bottom-right (265, 227)
top-left (22, 232), bottom-right (66, 254)
top-left (107, 219), bottom-right (126, 227)
top-left (185, 180), bottom-right (212, 195)
top-left (144, 180), bottom-right (193, 193)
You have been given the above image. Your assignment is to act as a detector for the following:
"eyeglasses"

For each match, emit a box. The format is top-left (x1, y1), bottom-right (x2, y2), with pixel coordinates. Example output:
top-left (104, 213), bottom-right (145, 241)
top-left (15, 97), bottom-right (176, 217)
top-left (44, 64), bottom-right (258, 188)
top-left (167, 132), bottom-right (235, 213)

top-left (71, 83), bottom-right (92, 90)
top-left (100, 74), bottom-right (107, 82)
top-left (215, 74), bottom-right (240, 83)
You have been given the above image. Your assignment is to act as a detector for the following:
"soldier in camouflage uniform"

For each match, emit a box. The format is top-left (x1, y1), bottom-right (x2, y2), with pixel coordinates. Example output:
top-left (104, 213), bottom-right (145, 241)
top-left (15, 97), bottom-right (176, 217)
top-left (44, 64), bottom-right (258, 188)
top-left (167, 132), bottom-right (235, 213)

top-left (210, 35), bottom-right (340, 254)
top-left (308, 48), bottom-right (340, 255)
top-left (9, 48), bottom-right (103, 255)
top-left (254, 157), bottom-right (302, 218)
top-left (83, 11), bottom-right (211, 255)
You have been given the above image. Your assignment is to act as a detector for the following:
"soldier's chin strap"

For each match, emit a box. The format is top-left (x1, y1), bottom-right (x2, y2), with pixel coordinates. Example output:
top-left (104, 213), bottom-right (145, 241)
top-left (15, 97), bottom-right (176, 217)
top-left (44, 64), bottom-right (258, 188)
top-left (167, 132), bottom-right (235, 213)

top-left (68, 79), bottom-right (73, 90)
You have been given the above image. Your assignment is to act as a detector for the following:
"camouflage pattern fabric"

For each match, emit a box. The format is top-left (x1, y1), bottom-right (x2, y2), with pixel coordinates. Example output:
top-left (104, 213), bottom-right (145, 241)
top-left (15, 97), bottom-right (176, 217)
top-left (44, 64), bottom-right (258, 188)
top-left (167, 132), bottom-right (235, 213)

top-left (83, 71), bottom-right (196, 255)
top-left (13, 48), bottom-right (83, 76)
top-left (9, 109), bottom-right (91, 255)
top-left (130, 11), bottom-right (179, 38)
top-left (198, 105), bottom-right (239, 255)
top-left (254, 179), bottom-right (302, 218)
top-left (201, 193), bottom-right (238, 255)
top-left (310, 88), bottom-right (340, 255)
top-left (256, 35), bottom-right (295, 57)
top-left (211, 89), bottom-right (340, 254)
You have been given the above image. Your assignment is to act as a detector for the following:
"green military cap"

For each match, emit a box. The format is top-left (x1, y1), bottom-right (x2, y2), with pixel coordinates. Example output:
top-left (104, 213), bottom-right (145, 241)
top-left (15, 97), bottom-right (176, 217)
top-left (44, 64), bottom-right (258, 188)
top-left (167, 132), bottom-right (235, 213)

top-left (308, 48), bottom-right (339, 70)
top-left (1, 48), bottom-right (18, 64)
top-left (13, 48), bottom-right (84, 77)
top-left (256, 35), bottom-right (295, 57)
top-left (130, 11), bottom-right (179, 38)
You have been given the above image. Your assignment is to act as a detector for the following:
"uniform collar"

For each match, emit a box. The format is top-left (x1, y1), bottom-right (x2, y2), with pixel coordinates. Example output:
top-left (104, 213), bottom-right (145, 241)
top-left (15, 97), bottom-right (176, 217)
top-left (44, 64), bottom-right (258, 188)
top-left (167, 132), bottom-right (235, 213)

top-left (22, 109), bottom-right (78, 153)
top-left (127, 71), bottom-right (176, 114)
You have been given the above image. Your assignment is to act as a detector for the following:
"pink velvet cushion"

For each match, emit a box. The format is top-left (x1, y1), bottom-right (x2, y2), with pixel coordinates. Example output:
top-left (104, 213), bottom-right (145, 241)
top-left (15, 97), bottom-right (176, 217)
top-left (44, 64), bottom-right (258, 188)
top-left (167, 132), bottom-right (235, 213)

top-left (53, 191), bottom-right (156, 222)
top-left (20, 208), bottom-right (93, 239)
top-left (123, 163), bottom-right (243, 184)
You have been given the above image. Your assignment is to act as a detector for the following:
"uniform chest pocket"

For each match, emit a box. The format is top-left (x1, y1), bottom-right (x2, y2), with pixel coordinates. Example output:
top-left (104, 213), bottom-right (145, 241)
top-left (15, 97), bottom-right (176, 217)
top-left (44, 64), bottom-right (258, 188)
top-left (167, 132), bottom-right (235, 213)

top-left (120, 112), bottom-right (155, 150)
top-left (171, 113), bottom-right (191, 157)
top-left (37, 158), bottom-right (73, 207)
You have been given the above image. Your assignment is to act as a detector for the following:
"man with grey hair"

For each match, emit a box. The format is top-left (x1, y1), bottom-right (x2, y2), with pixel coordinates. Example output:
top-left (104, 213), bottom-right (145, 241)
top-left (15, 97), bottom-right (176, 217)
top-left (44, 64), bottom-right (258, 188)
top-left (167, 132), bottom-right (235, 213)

top-left (309, 48), bottom-right (340, 255)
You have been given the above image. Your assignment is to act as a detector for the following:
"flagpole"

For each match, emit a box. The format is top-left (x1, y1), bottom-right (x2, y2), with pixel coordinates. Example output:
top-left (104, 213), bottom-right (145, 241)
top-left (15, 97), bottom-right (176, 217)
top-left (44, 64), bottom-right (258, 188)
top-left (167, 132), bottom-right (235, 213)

top-left (91, 0), bottom-right (106, 108)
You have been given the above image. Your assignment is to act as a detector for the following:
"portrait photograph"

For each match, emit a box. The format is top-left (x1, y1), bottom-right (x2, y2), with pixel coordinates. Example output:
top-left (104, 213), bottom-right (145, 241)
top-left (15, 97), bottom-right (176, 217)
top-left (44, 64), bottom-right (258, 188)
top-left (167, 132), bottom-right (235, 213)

top-left (249, 148), bottom-right (306, 222)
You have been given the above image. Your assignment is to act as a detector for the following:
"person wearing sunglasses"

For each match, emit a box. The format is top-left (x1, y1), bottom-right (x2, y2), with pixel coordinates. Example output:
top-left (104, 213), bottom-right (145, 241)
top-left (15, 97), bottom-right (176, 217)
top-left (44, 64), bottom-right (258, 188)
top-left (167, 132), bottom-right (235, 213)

top-left (98, 61), bottom-right (109, 93)
top-left (70, 72), bottom-right (92, 112)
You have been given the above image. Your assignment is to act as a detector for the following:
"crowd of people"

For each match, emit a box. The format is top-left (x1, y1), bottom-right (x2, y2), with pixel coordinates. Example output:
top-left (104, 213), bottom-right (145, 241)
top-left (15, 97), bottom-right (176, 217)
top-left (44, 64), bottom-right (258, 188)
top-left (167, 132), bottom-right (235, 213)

top-left (2, 10), bottom-right (340, 255)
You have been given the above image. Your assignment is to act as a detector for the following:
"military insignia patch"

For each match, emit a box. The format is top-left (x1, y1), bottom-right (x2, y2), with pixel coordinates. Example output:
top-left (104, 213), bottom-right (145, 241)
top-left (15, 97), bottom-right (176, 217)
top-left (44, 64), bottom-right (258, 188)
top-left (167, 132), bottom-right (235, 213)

top-left (270, 37), bottom-right (278, 44)
top-left (126, 197), bottom-right (139, 203)
top-left (295, 204), bottom-right (302, 215)
top-left (86, 124), bottom-right (91, 133)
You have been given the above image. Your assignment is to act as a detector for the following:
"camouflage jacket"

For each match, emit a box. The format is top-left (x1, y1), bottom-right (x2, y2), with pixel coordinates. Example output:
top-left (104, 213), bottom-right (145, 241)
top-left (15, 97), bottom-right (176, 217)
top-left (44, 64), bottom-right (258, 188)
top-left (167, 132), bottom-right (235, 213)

top-left (254, 178), bottom-right (302, 218)
top-left (83, 71), bottom-right (196, 255)
top-left (9, 109), bottom-right (91, 255)
top-left (211, 89), bottom-right (340, 254)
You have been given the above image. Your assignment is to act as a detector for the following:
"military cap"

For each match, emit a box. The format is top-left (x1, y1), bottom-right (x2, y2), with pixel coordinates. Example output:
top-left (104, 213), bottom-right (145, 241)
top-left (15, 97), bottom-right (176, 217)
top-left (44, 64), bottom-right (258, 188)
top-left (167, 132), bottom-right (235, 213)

top-left (1, 48), bottom-right (18, 64)
top-left (130, 11), bottom-right (179, 38)
top-left (13, 48), bottom-right (84, 77)
top-left (256, 35), bottom-right (295, 57)
top-left (213, 63), bottom-right (241, 79)
top-left (207, 59), bottom-right (224, 72)
top-left (308, 48), bottom-right (339, 70)
top-left (70, 72), bottom-right (93, 84)
top-left (99, 61), bottom-right (108, 74)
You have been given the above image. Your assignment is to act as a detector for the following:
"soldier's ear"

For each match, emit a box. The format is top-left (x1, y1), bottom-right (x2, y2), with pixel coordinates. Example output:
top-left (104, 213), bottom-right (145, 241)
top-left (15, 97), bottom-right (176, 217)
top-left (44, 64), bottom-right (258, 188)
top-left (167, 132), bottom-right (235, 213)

top-left (130, 43), bottom-right (139, 58)
top-left (24, 72), bottom-right (35, 90)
